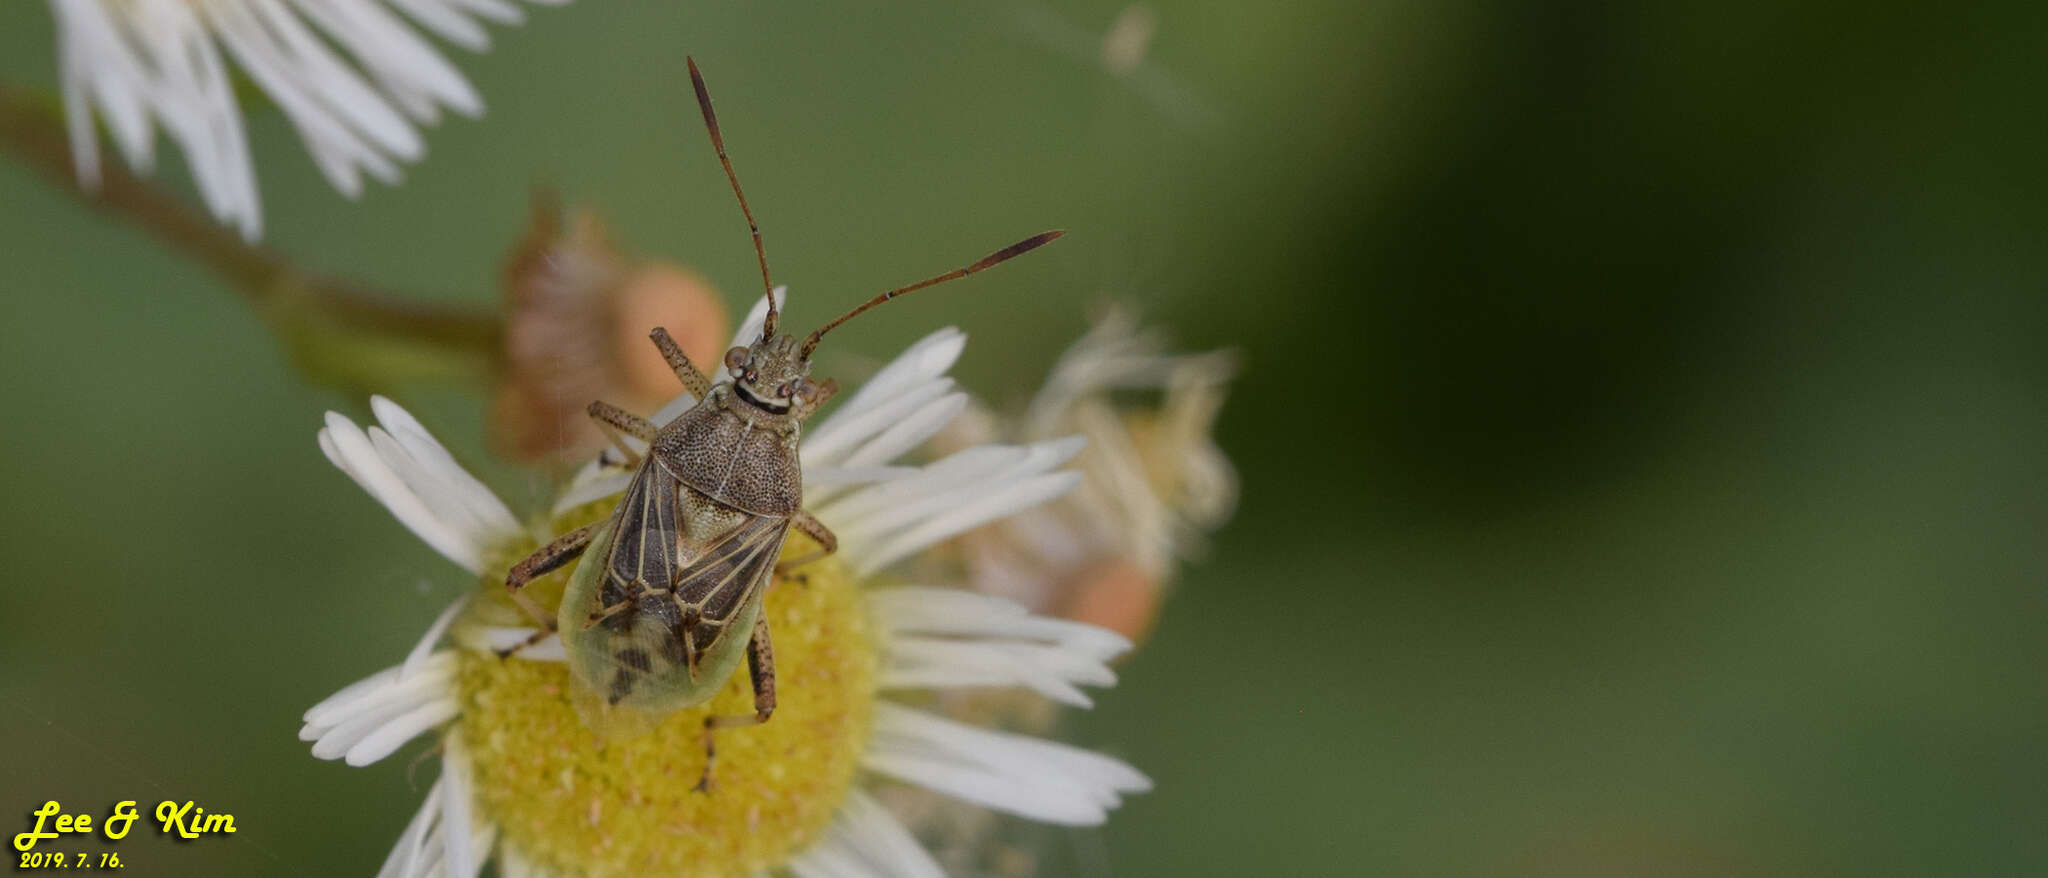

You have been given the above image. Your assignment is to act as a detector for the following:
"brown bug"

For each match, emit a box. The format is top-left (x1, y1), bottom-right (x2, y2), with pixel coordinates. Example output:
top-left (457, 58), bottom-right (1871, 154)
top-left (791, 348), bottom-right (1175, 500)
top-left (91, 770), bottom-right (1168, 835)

top-left (499, 57), bottom-right (1063, 791)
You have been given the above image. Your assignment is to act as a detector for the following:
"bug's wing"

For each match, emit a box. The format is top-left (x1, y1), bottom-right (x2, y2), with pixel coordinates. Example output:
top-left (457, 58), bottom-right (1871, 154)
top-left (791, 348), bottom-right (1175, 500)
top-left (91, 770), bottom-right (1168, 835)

top-left (569, 482), bottom-right (787, 716)
top-left (562, 464), bottom-right (689, 712)
top-left (605, 460), bottom-right (681, 595)
top-left (671, 509), bottom-right (787, 661)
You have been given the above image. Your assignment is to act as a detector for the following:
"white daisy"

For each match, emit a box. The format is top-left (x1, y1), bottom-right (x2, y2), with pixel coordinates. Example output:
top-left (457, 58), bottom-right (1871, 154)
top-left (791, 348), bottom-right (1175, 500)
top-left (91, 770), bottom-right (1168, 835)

top-left (303, 293), bottom-right (1149, 878)
top-left (48, 0), bottom-right (567, 239)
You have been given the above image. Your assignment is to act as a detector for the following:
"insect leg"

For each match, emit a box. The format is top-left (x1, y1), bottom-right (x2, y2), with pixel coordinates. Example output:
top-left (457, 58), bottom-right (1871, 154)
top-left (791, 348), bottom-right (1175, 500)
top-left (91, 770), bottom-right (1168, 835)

top-left (775, 510), bottom-right (839, 575)
top-left (586, 400), bottom-right (656, 466)
top-left (693, 615), bottom-right (777, 794)
top-left (495, 625), bottom-right (556, 660)
top-left (650, 327), bottom-right (715, 398)
top-left (793, 378), bottom-right (840, 421)
top-left (498, 523), bottom-right (599, 657)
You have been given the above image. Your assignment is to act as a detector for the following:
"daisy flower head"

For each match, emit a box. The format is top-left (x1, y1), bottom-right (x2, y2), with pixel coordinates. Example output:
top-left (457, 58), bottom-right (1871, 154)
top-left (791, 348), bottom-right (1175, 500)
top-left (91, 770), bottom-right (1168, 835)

top-left (48, 0), bottom-right (568, 239)
top-left (304, 293), bottom-right (1150, 878)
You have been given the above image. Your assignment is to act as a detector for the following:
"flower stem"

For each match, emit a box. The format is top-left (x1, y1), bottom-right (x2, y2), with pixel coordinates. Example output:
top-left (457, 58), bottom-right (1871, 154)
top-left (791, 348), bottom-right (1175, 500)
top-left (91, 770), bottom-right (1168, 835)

top-left (0, 81), bottom-right (501, 392)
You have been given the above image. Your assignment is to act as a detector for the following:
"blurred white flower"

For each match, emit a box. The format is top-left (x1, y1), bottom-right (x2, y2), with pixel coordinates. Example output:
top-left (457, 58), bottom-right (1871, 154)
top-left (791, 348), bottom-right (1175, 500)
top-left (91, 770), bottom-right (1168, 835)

top-left (48, 0), bottom-right (567, 239)
top-left (936, 305), bottom-right (1236, 642)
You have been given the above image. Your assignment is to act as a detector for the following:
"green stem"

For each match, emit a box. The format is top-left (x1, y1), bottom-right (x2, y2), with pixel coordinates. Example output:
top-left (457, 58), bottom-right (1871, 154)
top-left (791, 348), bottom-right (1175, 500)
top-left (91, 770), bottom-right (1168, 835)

top-left (0, 81), bottom-right (501, 391)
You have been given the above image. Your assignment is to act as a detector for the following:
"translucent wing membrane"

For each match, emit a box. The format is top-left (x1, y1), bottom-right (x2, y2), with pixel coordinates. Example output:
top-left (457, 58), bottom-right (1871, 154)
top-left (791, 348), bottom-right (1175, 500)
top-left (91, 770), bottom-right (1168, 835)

top-left (562, 466), bottom-right (786, 715)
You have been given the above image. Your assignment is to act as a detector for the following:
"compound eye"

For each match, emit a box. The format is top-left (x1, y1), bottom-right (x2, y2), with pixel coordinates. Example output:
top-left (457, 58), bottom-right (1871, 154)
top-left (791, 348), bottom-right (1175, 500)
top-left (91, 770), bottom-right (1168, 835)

top-left (777, 383), bottom-right (794, 398)
top-left (723, 346), bottom-right (748, 376)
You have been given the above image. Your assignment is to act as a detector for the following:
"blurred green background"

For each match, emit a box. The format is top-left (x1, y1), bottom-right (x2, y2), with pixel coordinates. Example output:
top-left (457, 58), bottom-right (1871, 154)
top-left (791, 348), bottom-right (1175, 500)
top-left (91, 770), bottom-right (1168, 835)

top-left (4, 1), bottom-right (2047, 875)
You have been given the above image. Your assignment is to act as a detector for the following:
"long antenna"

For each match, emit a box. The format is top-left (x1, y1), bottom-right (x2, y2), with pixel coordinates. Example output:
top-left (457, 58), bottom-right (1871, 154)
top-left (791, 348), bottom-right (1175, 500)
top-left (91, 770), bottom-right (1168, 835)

top-left (802, 230), bottom-right (1065, 358)
top-left (687, 56), bottom-right (779, 338)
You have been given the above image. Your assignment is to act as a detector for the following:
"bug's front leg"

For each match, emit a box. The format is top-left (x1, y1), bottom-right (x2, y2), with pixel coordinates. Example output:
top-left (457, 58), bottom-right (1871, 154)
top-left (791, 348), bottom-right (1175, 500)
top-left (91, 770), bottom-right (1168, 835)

top-left (650, 327), bottom-right (715, 399)
top-left (587, 400), bottom-right (656, 467)
top-left (775, 510), bottom-right (838, 575)
top-left (694, 614), bottom-right (776, 793)
top-left (499, 522), bottom-right (599, 658)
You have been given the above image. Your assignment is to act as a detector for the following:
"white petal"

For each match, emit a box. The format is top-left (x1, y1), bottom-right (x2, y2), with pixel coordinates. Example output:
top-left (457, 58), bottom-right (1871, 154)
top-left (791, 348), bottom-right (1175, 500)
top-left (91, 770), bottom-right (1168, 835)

top-left (828, 436), bottom-right (1084, 550)
top-left (819, 445), bottom-right (1031, 525)
top-left (321, 407), bottom-right (506, 574)
top-left (818, 328), bottom-right (966, 427)
top-left (551, 470), bottom-right (632, 515)
top-left (862, 749), bottom-right (1106, 825)
top-left (230, 0), bottom-right (425, 157)
top-left (866, 703), bottom-right (1149, 826)
top-left (308, 689), bottom-right (433, 759)
top-left (804, 328), bottom-right (966, 465)
top-left (372, 397), bottom-right (522, 538)
top-left (439, 730), bottom-right (478, 878)
top-left (303, 664), bottom-right (398, 726)
top-left (205, 5), bottom-right (381, 198)
top-left (872, 588), bottom-right (1126, 706)
top-left (788, 844), bottom-right (869, 878)
top-left (323, 413), bottom-right (484, 573)
top-left (409, 826), bottom-right (443, 878)
top-left (871, 586), bottom-right (1131, 661)
top-left (384, 0), bottom-right (492, 51)
top-left (375, 776), bottom-right (442, 878)
top-left (802, 465), bottom-right (919, 489)
top-left (851, 471), bottom-right (1081, 575)
top-left (830, 790), bottom-right (944, 878)
top-left (303, 652), bottom-right (458, 728)
top-left (287, 0), bottom-right (483, 118)
top-left (81, 1), bottom-right (175, 168)
top-left (496, 846), bottom-right (538, 878)
top-left (800, 379), bottom-right (956, 467)
top-left (445, 0), bottom-right (525, 26)
top-left (837, 393), bottom-right (969, 470)
top-left (405, 594), bottom-right (472, 678)
top-left (125, 0), bottom-right (264, 236)
top-left (881, 638), bottom-right (1108, 706)
top-left (345, 697), bottom-right (459, 766)
top-left (302, 654), bottom-right (458, 763)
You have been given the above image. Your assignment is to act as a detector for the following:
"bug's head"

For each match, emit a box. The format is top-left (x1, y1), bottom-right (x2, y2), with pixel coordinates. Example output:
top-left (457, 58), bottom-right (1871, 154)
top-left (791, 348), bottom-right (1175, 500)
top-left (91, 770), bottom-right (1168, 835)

top-left (682, 58), bottom-right (1064, 416)
top-left (724, 332), bottom-right (817, 414)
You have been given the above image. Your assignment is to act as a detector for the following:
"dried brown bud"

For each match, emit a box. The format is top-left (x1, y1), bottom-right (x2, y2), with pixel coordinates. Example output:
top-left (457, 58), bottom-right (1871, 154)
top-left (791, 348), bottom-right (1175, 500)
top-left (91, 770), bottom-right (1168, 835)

top-left (493, 194), bottom-right (731, 462)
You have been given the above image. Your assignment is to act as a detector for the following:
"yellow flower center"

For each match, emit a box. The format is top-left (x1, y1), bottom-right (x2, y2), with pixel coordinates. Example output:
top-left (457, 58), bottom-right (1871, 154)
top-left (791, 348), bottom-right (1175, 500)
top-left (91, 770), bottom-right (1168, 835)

top-left (455, 502), bottom-right (876, 878)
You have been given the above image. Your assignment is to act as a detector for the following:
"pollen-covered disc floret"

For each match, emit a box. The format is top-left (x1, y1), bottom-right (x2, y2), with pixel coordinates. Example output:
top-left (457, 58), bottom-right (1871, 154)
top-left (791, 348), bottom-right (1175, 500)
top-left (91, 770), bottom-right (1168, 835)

top-left (456, 516), bottom-right (876, 877)
top-left (303, 293), bottom-right (1150, 878)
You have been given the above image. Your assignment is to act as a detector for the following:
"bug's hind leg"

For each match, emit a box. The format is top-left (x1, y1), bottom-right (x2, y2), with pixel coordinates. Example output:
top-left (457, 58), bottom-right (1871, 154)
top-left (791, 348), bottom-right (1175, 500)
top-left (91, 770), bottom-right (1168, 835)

top-left (499, 522), bottom-right (599, 658)
top-left (587, 400), bottom-right (656, 467)
top-left (775, 510), bottom-right (838, 576)
top-left (694, 615), bottom-right (777, 794)
top-left (650, 327), bottom-right (715, 399)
